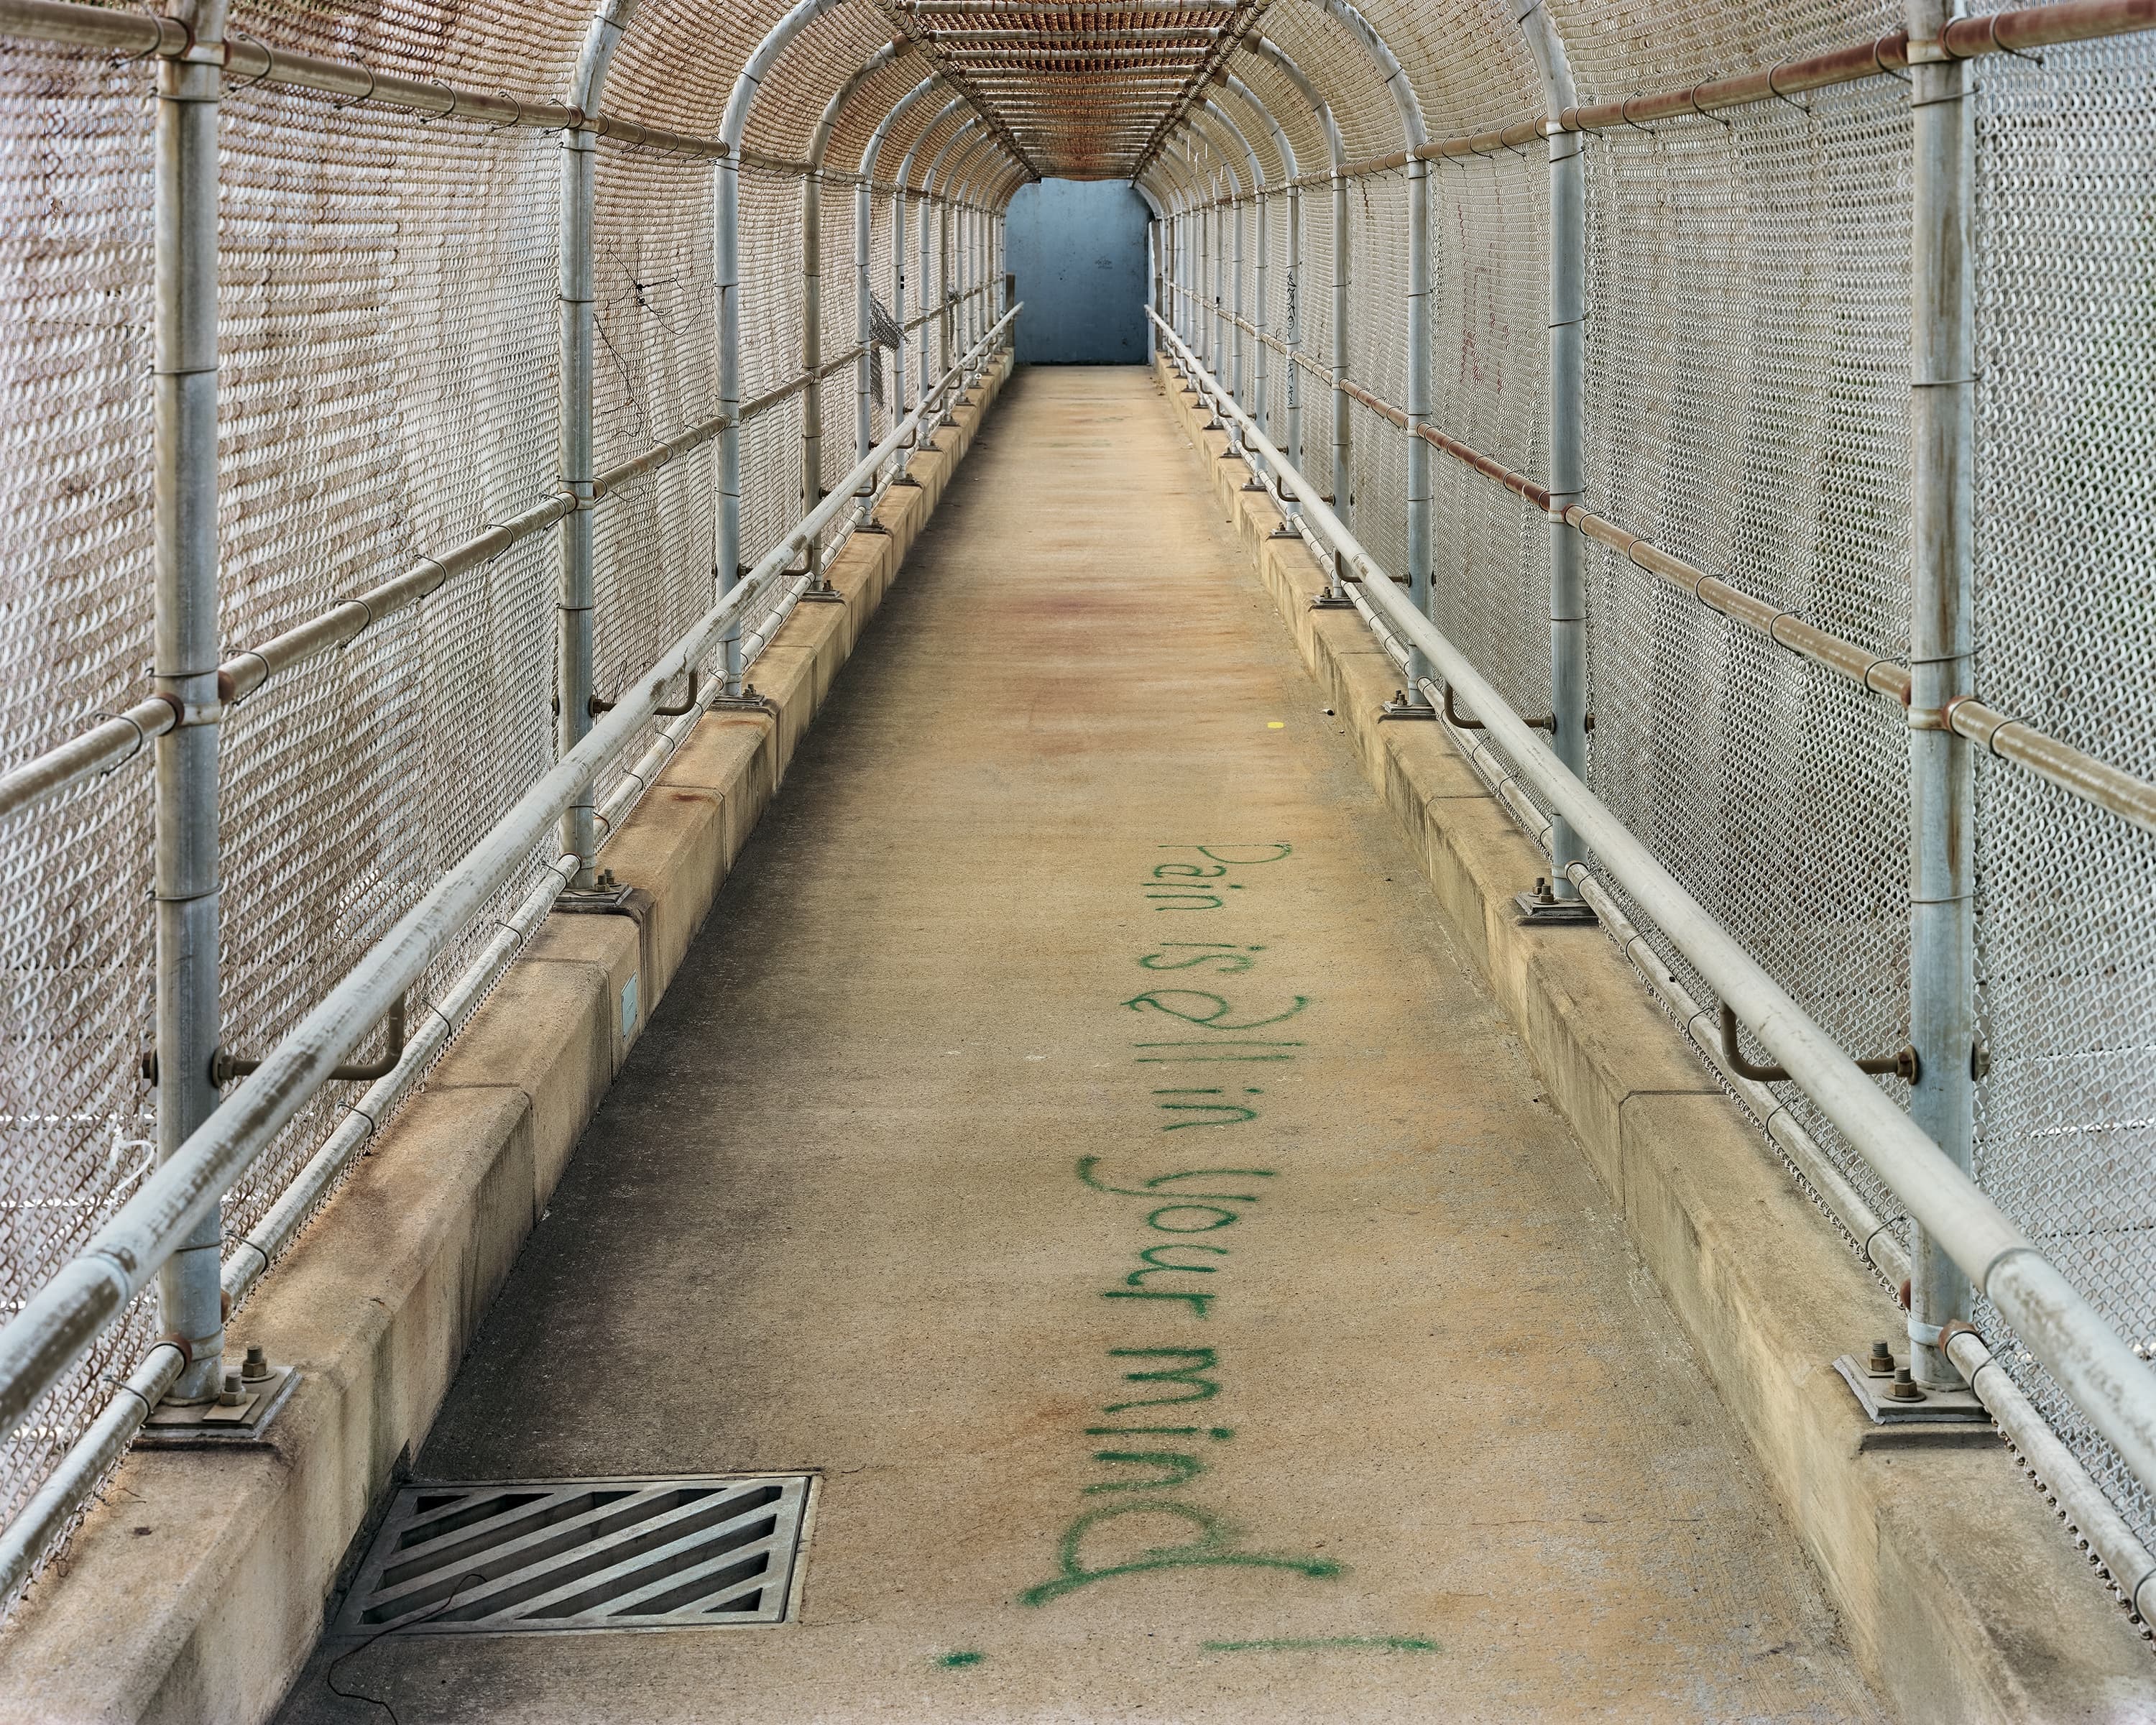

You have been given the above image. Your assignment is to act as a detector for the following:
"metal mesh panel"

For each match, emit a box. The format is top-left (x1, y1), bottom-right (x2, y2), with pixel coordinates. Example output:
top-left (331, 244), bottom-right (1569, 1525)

top-left (1576, 80), bottom-right (1917, 1259)
top-left (0, 40), bottom-right (158, 1545)
top-left (213, 93), bottom-right (565, 1242)
top-left (1428, 150), bottom-right (1549, 722)
top-left (1347, 169), bottom-right (1410, 579)
top-left (1971, 34), bottom-right (2156, 1552)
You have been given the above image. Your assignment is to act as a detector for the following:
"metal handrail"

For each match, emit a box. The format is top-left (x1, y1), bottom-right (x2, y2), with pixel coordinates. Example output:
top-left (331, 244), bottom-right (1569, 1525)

top-left (0, 306), bottom-right (1019, 1486)
top-left (1153, 305), bottom-right (2156, 1523)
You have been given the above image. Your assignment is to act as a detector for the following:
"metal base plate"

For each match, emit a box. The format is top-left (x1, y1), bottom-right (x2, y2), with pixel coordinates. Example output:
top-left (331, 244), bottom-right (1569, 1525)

top-left (1241, 478), bottom-right (1269, 492)
top-left (797, 584), bottom-right (847, 604)
top-left (1833, 1355), bottom-right (1994, 1448)
top-left (328, 1475), bottom-right (814, 1637)
top-left (889, 473), bottom-right (922, 488)
top-left (1308, 591), bottom-right (1356, 607)
top-left (1513, 891), bottom-right (1598, 926)
top-left (554, 883), bottom-right (637, 916)
top-left (708, 687), bottom-right (778, 716)
top-left (1378, 696), bottom-right (1439, 722)
top-left (139, 1364), bottom-right (299, 1445)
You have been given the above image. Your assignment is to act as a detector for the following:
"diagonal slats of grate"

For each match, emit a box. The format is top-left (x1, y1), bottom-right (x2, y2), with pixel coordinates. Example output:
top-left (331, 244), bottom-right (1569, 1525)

top-left (331, 1476), bottom-right (814, 1636)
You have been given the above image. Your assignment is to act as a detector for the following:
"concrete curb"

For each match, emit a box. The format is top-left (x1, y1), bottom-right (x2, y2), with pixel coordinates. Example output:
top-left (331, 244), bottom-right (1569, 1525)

top-left (1156, 358), bottom-right (2156, 1724)
top-left (0, 357), bottom-right (1013, 1725)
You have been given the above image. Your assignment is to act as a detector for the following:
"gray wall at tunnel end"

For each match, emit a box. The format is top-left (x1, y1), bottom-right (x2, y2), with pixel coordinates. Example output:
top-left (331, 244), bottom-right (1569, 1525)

top-left (1006, 178), bottom-right (1149, 364)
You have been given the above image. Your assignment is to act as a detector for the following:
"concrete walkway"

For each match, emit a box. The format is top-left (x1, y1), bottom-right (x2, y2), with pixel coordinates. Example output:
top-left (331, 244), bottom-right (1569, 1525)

top-left (277, 367), bottom-right (1881, 1722)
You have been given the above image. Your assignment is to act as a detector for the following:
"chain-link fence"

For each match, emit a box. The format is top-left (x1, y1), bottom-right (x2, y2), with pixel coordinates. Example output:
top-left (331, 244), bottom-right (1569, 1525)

top-left (0, 0), bottom-right (1014, 1608)
top-left (1147, 0), bottom-right (2156, 1624)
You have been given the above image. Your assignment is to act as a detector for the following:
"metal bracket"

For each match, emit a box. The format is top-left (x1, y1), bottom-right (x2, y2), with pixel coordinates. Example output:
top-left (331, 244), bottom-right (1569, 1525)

top-left (1378, 689), bottom-right (1439, 722)
top-left (708, 683), bottom-right (778, 716)
top-left (1832, 1352), bottom-right (1991, 1446)
top-left (1241, 477), bottom-right (1270, 492)
top-left (1514, 876), bottom-right (1598, 926)
top-left (797, 579), bottom-right (847, 604)
top-left (1719, 1002), bottom-right (1918, 1085)
top-left (139, 1350), bottom-right (299, 1447)
top-left (1442, 683), bottom-right (1591, 735)
top-left (1309, 590), bottom-right (1357, 609)
top-left (889, 472), bottom-right (923, 489)
top-left (147, 995), bottom-right (408, 1087)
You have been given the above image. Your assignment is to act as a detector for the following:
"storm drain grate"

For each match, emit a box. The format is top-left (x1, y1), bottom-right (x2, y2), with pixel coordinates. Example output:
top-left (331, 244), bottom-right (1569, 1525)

top-left (328, 1475), bottom-right (814, 1637)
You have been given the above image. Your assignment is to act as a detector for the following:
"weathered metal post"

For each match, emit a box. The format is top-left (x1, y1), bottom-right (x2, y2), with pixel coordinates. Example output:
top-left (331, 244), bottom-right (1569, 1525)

top-left (801, 165), bottom-right (825, 582)
top-left (899, 96), bottom-right (966, 423)
top-left (720, 0), bottom-right (847, 690)
top-left (860, 75), bottom-right (940, 506)
top-left (152, 0), bottom-right (229, 1405)
top-left (1520, 0), bottom-right (1590, 910)
top-left (1906, 0), bottom-right (1977, 1388)
top-left (558, 0), bottom-right (636, 892)
top-left (1239, 40), bottom-right (1338, 547)
top-left (1315, 0), bottom-right (1431, 716)
top-left (1331, 158), bottom-right (1350, 526)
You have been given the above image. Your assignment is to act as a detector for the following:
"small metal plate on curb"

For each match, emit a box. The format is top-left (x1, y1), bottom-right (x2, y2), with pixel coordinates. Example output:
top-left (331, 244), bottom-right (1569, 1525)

top-left (328, 1474), bottom-right (814, 1637)
top-left (1833, 1356), bottom-right (1995, 1448)
top-left (139, 1365), bottom-right (299, 1445)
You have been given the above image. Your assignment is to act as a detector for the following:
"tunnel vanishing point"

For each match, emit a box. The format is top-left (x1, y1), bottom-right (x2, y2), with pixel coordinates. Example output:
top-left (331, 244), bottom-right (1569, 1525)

top-left (1, 0), bottom-right (2155, 1719)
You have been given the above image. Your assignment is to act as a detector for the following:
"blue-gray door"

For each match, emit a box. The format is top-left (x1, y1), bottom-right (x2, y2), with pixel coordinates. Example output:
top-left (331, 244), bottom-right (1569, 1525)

top-left (1005, 179), bottom-right (1150, 364)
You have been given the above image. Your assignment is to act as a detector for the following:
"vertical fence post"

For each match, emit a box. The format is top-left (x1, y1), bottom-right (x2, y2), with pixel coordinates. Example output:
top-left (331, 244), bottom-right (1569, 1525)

top-left (1230, 183), bottom-right (1245, 405)
top-left (854, 169), bottom-right (874, 513)
top-left (559, 4), bottom-right (631, 892)
top-left (1252, 179), bottom-right (1268, 456)
top-left (1330, 165), bottom-right (1350, 528)
top-left (1400, 155), bottom-right (1434, 707)
top-left (714, 147), bottom-right (744, 692)
top-left (919, 186), bottom-right (934, 406)
top-left (1907, 0), bottom-right (1978, 1389)
top-left (894, 188), bottom-right (911, 415)
top-left (1521, 4), bottom-right (1590, 903)
top-left (152, 0), bottom-right (228, 1404)
top-left (801, 166), bottom-right (826, 586)
top-left (1284, 175), bottom-right (1302, 503)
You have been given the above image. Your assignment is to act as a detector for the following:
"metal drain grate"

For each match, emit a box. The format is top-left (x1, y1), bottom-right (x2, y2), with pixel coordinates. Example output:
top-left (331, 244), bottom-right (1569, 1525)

top-left (328, 1475), bottom-right (814, 1637)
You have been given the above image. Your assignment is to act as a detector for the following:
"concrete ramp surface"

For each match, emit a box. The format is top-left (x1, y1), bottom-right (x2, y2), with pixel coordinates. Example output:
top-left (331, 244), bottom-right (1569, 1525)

top-left (275, 367), bottom-right (1880, 1722)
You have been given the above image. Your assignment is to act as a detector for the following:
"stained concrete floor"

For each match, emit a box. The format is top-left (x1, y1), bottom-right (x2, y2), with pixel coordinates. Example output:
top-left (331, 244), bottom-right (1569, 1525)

top-left (277, 365), bottom-right (1883, 1723)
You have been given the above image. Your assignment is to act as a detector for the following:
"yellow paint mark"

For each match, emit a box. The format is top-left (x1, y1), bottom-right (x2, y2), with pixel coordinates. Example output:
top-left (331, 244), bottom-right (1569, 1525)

top-left (1266, 722), bottom-right (1284, 730)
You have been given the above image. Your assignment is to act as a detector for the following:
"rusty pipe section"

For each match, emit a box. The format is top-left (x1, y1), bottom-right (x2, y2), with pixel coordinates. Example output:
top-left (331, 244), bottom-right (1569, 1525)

top-left (0, 0), bottom-right (727, 154)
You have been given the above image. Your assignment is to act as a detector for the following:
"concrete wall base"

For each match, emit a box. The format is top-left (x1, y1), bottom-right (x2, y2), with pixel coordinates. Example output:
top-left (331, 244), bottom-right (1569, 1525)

top-left (1155, 356), bottom-right (2156, 1724)
top-left (0, 358), bottom-right (1013, 1725)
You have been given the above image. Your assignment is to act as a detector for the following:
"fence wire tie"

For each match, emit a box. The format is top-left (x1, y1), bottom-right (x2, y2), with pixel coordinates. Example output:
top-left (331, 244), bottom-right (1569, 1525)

top-left (326, 63), bottom-right (379, 113)
top-left (224, 34), bottom-right (272, 93)
top-left (481, 91), bottom-right (522, 135)
top-left (1872, 36), bottom-right (1913, 85)
top-left (1863, 1217), bottom-right (1908, 1269)
top-left (1619, 95), bottom-right (1657, 137)
top-left (111, 2), bottom-right (172, 65)
top-left (1910, 86), bottom-right (1976, 109)
top-left (1765, 62), bottom-right (1812, 116)
top-left (1979, 16), bottom-right (2045, 66)
top-left (1687, 90), bottom-right (1732, 129)
top-left (88, 708), bottom-right (154, 775)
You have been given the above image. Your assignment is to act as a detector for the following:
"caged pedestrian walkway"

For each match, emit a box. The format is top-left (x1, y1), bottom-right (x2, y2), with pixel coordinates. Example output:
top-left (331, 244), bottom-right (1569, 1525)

top-left (1, 0), bottom-right (2156, 1719)
top-left (262, 364), bottom-right (1887, 1721)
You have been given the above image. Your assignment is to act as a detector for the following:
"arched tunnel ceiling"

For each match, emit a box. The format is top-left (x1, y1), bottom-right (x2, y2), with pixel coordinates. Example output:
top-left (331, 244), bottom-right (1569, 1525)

top-left (203, 0), bottom-right (1922, 211)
